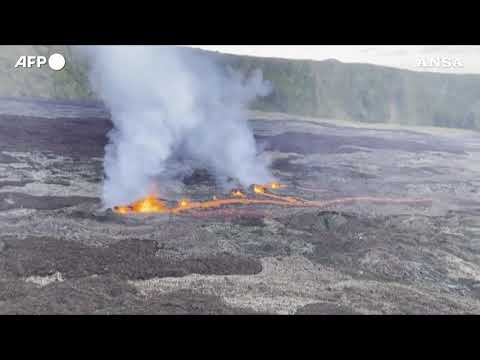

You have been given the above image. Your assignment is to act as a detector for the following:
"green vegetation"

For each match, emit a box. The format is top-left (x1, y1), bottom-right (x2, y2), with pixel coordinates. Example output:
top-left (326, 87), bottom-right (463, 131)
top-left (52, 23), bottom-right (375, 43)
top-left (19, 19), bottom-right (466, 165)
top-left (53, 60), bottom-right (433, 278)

top-left (50, 46), bottom-right (95, 99)
top-left (1, 46), bottom-right (480, 130)
top-left (221, 54), bottom-right (480, 130)
top-left (0, 46), bottom-right (95, 100)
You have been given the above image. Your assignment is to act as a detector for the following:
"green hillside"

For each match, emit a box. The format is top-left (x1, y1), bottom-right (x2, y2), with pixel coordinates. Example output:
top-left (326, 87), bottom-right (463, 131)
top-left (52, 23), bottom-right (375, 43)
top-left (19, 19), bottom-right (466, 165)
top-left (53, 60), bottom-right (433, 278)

top-left (0, 46), bottom-right (94, 100)
top-left (1, 45), bottom-right (480, 130)
top-left (217, 52), bottom-right (480, 129)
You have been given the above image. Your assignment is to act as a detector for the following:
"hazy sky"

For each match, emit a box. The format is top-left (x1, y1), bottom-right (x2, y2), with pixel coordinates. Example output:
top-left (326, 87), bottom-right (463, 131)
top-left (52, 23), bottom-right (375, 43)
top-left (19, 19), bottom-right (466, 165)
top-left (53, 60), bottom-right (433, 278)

top-left (187, 46), bottom-right (480, 74)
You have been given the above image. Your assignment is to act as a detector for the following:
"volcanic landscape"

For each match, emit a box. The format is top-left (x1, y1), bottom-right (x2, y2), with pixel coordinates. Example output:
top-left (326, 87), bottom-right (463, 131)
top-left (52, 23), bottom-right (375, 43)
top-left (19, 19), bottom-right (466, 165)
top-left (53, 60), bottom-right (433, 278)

top-left (1, 97), bottom-right (480, 314)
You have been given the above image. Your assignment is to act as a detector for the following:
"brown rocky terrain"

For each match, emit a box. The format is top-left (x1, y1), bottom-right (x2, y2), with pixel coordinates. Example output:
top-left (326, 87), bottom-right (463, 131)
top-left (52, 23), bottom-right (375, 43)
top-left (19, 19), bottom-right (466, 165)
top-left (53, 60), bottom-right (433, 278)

top-left (1, 98), bottom-right (479, 314)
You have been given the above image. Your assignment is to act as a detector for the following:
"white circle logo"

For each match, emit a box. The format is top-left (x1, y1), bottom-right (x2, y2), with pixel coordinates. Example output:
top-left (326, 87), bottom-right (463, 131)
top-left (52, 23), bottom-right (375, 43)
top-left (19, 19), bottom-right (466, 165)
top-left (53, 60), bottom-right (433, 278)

top-left (48, 53), bottom-right (66, 71)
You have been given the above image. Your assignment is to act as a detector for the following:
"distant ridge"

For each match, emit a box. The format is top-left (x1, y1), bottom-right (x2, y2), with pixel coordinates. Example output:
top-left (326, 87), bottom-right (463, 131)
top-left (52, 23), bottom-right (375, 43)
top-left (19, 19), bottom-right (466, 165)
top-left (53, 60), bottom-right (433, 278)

top-left (0, 46), bottom-right (479, 130)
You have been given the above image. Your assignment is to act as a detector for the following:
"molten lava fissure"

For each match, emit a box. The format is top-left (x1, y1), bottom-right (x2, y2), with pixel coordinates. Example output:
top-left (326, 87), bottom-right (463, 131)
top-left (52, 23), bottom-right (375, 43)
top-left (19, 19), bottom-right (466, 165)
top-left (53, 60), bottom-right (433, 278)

top-left (230, 189), bottom-right (247, 198)
top-left (113, 194), bottom-right (167, 214)
top-left (112, 181), bottom-right (432, 215)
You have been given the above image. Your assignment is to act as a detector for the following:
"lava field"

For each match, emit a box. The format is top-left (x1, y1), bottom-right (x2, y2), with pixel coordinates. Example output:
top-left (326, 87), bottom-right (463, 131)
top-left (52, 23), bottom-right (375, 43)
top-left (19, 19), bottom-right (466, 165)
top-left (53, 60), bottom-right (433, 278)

top-left (1, 98), bottom-right (480, 314)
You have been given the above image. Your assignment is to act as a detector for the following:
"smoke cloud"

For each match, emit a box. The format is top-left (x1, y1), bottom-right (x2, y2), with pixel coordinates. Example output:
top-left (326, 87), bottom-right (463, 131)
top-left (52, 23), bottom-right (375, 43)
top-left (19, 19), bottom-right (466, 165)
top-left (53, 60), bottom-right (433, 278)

top-left (83, 46), bottom-right (272, 207)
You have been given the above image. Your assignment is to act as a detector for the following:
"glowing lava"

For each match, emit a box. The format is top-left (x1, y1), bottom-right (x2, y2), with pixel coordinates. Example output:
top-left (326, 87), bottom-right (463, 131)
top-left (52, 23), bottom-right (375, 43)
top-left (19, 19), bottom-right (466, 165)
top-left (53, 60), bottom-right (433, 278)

top-left (178, 198), bottom-right (190, 208)
top-left (230, 189), bottom-right (246, 198)
top-left (253, 184), bottom-right (267, 194)
top-left (113, 193), bottom-right (168, 214)
top-left (112, 181), bottom-right (432, 215)
top-left (254, 181), bottom-right (286, 192)
top-left (112, 183), bottom-right (292, 215)
top-left (253, 182), bottom-right (302, 204)
top-left (268, 181), bottom-right (285, 189)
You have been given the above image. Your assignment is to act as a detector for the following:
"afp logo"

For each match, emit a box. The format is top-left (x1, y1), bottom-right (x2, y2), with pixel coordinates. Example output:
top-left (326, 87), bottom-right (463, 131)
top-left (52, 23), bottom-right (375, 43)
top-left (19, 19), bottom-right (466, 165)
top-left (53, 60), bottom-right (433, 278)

top-left (14, 53), bottom-right (66, 71)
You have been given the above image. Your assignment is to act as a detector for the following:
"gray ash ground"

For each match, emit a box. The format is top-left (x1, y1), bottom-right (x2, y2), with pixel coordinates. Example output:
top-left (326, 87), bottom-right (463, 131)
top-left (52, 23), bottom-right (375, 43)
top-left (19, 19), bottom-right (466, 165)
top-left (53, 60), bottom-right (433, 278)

top-left (1, 98), bottom-right (480, 314)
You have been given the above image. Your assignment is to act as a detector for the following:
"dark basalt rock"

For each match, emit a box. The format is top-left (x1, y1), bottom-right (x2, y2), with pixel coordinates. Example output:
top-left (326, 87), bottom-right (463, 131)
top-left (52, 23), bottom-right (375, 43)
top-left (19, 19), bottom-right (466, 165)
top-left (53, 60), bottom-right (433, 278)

top-left (0, 276), bottom-right (261, 315)
top-left (0, 237), bottom-right (263, 281)
top-left (0, 192), bottom-right (100, 211)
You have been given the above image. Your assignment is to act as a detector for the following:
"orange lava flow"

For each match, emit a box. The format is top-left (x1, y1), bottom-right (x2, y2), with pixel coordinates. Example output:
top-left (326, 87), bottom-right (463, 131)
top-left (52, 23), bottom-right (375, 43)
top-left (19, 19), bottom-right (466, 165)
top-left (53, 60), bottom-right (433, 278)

top-left (253, 183), bottom-right (305, 204)
top-left (230, 189), bottom-right (247, 198)
top-left (112, 182), bottom-right (432, 215)
top-left (113, 193), bottom-right (168, 214)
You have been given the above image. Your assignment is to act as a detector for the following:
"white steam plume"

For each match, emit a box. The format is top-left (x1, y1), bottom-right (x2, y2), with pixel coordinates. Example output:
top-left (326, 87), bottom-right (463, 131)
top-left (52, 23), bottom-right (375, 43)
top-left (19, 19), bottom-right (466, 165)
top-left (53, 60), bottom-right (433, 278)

top-left (82, 46), bottom-right (272, 207)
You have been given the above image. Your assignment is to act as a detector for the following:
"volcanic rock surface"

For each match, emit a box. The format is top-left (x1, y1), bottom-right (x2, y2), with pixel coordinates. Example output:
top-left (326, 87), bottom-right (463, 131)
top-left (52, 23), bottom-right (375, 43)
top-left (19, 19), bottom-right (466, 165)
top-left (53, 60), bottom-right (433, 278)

top-left (1, 98), bottom-right (480, 314)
